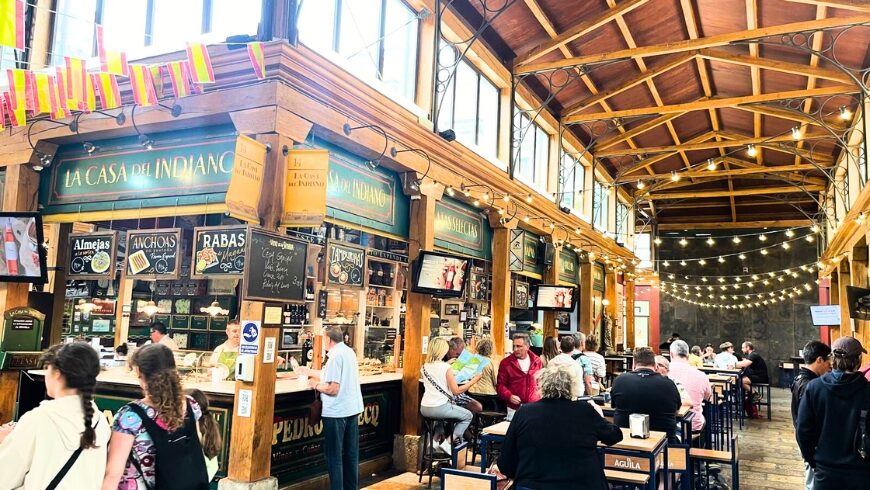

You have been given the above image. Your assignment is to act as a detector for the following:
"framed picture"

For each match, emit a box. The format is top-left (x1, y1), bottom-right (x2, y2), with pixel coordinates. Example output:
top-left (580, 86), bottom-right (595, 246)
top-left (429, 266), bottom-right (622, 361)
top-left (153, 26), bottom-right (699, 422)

top-left (513, 280), bottom-right (529, 309)
top-left (444, 303), bottom-right (460, 316)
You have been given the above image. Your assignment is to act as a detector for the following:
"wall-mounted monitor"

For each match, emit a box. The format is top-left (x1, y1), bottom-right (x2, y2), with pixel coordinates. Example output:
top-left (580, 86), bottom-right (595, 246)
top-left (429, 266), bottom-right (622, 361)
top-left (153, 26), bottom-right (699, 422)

top-left (534, 285), bottom-right (577, 312)
top-left (411, 251), bottom-right (470, 298)
top-left (0, 213), bottom-right (47, 284)
top-left (809, 305), bottom-right (840, 326)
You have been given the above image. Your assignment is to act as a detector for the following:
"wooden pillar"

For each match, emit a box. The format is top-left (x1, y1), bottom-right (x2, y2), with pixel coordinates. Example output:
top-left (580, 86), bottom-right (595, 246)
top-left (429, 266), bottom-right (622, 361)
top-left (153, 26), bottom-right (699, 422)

top-left (542, 243), bottom-right (561, 339)
top-left (225, 300), bottom-right (278, 483)
top-left (605, 269), bottom-right (618, 319)
top-left (829, 272), bottom-right (841, 343)
top-left (579, 261), bottom-right (594, 335)
top-left (415, 8), bottom-right (436, 117)
top-left (0, 164), bottom-right (39, 315)
top-left (400, 178), bottom-right (442, 436)
top-left (838, 260), bottom-right (852, 336)
top-left (46, 223), bottom-right (71, 345)
top-left (625, 279), bottom-right (636, 350)
top-left (490, 216), bottom-right (517, 357)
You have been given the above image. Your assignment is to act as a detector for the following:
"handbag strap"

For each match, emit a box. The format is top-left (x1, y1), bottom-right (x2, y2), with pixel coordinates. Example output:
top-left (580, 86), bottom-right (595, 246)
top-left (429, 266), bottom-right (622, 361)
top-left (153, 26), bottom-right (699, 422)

top-left (422, 365), bottom-right (455, 403)
top-left (45, 417), bottom-right (101, 490)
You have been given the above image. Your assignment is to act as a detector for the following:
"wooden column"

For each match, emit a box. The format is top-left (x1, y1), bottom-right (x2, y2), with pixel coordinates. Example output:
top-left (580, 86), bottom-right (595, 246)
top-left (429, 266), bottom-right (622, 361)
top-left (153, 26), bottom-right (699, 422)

top-left (415, 9), bottom-right (436, 117)
top-left (400, 177), bottom-right (442, 436)
top-left (226, 300), bottom-right (278, 483)
top-left (838, 261), bottom-right (852, 336)
top-left (0, 164), bottom-right (39, 315)
top-left (490, 216), bottom-right (518, 357)
top-left (829, 272), bottom-right (841, 343)
top-left (579, 261), bottom-right (594, 335)
top-left (46, 223), bottom-right (71, 345)
top-left (625, 279), bottom-right (636, 350)
top-left (541, 243), bottom-right (561, 339)
top-left (605, 269), bottom-right (618, 319)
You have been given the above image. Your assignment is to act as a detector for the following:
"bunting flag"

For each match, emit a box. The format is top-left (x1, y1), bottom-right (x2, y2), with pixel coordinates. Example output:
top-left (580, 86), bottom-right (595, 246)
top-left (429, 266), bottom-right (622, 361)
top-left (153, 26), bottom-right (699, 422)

top-left (54, 67), bottom-right (71, 118)
top-left (246, 42), bottom-right (266, 79)
top-left (128, 64), bottom-right (158, 107)
top-left (83, 72), bottom-right (96, 112)
top-left (0, 89), bottom-right (4, 130)
top-left (28, 71), bottom-right (53, 115)
top-left (185, 42), bottom-right (215, 83)
top-left (150, 64), bottom-right (165, 99)
top-left (5, 68), bottom-right (26, 115)
top-left (0, 0), bottom-right (24, 50)
top-left (96, 24), bottom-right (129, 77)
top-left (64, 57), bottom-right (89, 111)
top-left (3, 91), bottom-right (23, 126)
top-left (165, 60), bottom-right (193, 98)
top-left (91, 72), bottom-right (121, 110)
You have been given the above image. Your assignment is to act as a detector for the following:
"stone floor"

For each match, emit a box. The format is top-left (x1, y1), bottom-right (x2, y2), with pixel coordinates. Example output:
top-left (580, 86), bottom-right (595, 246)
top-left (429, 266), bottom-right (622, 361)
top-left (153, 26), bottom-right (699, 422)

top-left (359, 388), bottom-right (806, 490)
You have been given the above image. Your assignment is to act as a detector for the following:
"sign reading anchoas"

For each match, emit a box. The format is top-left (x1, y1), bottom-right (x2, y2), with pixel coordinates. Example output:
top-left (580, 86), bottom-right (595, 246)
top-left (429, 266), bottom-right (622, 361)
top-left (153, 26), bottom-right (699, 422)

top-left (67, 231), bottom-right (118, 279)
top-left (126, 228), bottom-right (182, 279)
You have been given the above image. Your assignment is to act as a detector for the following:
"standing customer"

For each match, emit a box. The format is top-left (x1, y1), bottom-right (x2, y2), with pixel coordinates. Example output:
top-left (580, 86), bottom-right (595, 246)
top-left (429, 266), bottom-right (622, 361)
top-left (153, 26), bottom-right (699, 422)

top-left (497, 365), bottom-right (622, 489)
top-left (0, 342), bottom-right (110, 489)
top-left (302, 326), bottom-right (364, 490)
top-left (497, 334), bottom-right (542, 420)
top-left (102, 344), bottom-right (209, 490)
top-left (541, 336), bottom-right (558, 367)
top-left (796, 336), bottom-right (870, 489)
top-left (790, 340), bottom-right (831, 490)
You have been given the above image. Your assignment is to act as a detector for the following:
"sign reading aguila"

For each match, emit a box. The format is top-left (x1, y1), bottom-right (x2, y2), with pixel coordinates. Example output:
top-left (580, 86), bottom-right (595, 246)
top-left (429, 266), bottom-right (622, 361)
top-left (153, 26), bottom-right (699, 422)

top-left (47, 139), bottom-right (236, 206)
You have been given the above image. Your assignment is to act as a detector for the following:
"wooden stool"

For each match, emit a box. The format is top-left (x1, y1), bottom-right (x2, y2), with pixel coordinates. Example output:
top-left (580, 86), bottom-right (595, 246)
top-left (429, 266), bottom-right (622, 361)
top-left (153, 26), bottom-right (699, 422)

top-left (419, 417), bottom-right (458, 489)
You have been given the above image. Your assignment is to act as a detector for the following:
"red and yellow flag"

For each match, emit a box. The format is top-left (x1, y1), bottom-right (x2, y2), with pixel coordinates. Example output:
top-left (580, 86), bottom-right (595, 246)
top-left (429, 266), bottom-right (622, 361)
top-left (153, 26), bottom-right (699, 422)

top-left (0, 0), bottom-right (24, 50)
top-left (150, 64), bottom-right (165, 99)
top-left (3, 91), bottom-right (23, 126)
top-left (64, 57), bottom-right (89, 111)
top-left (91, 72), bottom-right (121, 110)
top-left (247, 42), bottom-right (266, 79)
top-left (165, 61), bottom-right (193, 98)
top-left (128, 64), bottom-right (158, 107)
top-left (185, 42), bottom-right (215, 84)
top-left (28, 71), bottom-right (53, 115)
top-left (0, 90), bottom-right (5, 130)
top-left (5, 68), bottom-right (26, 117)
top-left (54, 67), bottom-right (71, 118)
top-left (96, 24), bottom-right (128, 77)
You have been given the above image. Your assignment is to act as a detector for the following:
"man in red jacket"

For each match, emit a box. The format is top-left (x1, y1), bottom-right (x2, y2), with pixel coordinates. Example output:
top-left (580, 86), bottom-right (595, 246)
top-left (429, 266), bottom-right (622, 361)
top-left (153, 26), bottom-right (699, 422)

top-left (497, 333), bottom-right (543, 420)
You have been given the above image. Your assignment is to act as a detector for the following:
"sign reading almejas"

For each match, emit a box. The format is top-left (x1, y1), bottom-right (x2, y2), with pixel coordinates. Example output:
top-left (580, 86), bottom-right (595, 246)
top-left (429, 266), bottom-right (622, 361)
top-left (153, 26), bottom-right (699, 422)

top-left (67, 231), bottom-right (117, 280)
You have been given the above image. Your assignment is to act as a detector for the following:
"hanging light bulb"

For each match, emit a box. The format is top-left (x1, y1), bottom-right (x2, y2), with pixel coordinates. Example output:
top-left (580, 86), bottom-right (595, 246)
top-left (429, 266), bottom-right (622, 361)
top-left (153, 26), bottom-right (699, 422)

top-left (718, 256), bottom-right (725, 263)
top-left (840, 106), bottom-right (852, 120)
top-left (671, 171), bottom-right (681, 182)
top-left (706, 237), bottom-right (715, 246)
top-left (446, 186), bottom-right (455, 197)
top-left (575, 227), bottom-right (581, 235)
top-left (679, 238), bottom-right (688, 247)
top-left (637, 180), bottom-right (646, 190)
top-left (707, 159), bottom-right (717, 171)
top-left (785, 229), bottom-right (795, 238)
top-left (747, 144), bottom-right (757, 157)
top-left (732, 236), bottom-right (741, 244)
top-left (482, 191), bottom-right (490, 202)
top-left (760, 249), bottom-right (769, 255)
top-left (200, 300), bottom-right (229, 317)
top-left (751, 274), bottom-right (759, 281)
top-left (549, 222), bottom-right (555, 230)
top-left (759, 234), bottom-right (768, 242)
top-left (805, 234), bottom-right (815, 243)
top-left (792, 126), bottom-right (802, 140)
top-left (717, 277), bottom-right (725, 283)
top-left (680, 260), bottom-right (687, 266)
top-left (501, 193), bottom-right (510, 203)
top-left (669, 274), bottom-right (675, 280)
top-left (858, 212), bottom-right (867, 224)
top-left (473, 199), bottom-right (480, 207)
top-left (702, 277), bottom-right (709, 282)
top-left (654, 237), bottom-right (662, 245)
top-left (661, 260), bottom-right (670, 268)
top-left (463, 187), bottom-right (471, 197)
top-left (523, 216), bottom-right (530, 223)
top-left (497, 208), bottom-right (505, 216)
top-left (738, 253), bottom-right (747, 260)
top-left (525, 194), bottom-right (533, 203)
top-left (588, 251), bottom-right (596, 261)
top-left (811, 224), bottom-right (819, 233)
top-left (782, 242), bottom-right (791, 250)
top-left (699, 259), bottom-right (707, 265)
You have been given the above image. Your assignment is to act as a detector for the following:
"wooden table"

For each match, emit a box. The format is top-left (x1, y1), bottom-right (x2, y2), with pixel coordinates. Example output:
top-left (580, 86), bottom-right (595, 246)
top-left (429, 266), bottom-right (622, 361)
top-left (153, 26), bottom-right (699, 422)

top-left (602, 403), bottom-right (693, 442)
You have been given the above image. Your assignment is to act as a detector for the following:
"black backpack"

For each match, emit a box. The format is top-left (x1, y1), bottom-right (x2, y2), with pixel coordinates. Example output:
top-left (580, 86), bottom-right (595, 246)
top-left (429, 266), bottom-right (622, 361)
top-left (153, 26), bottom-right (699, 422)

top-left (128, 400), bottom-right (210, 490)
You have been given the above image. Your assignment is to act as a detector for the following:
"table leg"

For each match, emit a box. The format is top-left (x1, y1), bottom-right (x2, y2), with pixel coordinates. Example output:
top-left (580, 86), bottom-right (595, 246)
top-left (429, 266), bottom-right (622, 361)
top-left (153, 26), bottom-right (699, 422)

top-left (479, 437), bottom-right (488, 473)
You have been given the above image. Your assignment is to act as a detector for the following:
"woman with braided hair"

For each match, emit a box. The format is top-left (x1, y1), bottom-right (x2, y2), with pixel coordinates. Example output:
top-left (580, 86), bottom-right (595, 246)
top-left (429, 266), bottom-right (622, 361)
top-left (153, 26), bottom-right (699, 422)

top-left (0, 342), bottom-right (110, 489)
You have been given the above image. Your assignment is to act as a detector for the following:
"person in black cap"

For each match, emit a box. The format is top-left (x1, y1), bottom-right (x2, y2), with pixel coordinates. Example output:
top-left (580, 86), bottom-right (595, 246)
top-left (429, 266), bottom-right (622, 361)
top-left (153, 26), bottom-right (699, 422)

top-left (796, 336), bottom-right (870, 489)
top-left (791, 340), bottom-right (831, 490)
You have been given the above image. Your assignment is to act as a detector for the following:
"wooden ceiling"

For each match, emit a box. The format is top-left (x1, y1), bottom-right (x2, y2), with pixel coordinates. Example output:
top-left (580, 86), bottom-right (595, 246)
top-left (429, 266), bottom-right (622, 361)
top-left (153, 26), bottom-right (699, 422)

top-left (452, 0), bottom-right (870, 228)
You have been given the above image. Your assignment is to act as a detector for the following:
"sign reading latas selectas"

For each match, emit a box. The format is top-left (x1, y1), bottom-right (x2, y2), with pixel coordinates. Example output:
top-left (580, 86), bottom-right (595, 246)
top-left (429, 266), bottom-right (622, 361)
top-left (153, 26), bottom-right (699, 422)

top-left (244, 228), bottom-right (308, 302)
top-left (225, 135), bottom-right (267, 224)
top-left (67, 231), bottom-right (117, 280)
top-left (191, 226), bottom-right (247, 278)
top-left (126, 229), bottom-right (182, 279)
top-left (282, 148), bottom-right (328, 227)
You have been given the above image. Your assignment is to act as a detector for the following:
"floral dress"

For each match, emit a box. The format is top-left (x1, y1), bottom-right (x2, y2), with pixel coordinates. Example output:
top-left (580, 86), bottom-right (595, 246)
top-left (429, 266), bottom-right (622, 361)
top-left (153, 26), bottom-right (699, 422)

top-left (112, 396), bottom-right (202, 490)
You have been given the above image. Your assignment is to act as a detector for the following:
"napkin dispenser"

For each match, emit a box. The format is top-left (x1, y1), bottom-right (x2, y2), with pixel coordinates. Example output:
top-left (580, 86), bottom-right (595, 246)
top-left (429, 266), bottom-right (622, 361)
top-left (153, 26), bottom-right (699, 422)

top-left (629, 413), bottom-right (650, 439)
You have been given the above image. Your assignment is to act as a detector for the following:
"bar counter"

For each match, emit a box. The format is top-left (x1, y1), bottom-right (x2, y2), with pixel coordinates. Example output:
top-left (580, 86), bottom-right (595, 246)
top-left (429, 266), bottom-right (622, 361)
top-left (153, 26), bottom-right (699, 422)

top-left (18, 367), bottom-right (403, 488)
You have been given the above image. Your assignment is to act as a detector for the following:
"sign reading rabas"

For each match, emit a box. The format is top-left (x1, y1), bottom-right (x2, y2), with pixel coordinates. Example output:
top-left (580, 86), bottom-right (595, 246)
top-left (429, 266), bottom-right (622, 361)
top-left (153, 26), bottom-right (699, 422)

top-left (67, 231), bottom-right (117, 280)
top-left (326, 242), bottom-right (365, 289)
top-left (47, 138), bottom-right (236, 206)
top-left (327, 155), bottom-right (395, 225)
top-left (126, 229), bottom-right (182, 279)
top-left (282, 149), bottom-right (328, 227)
top-left (191, 226), bottom-right (247, 278)
top-left (225, 135), bottom-right (267, 224)
top-left (244, 228), bottom-right (308, 303)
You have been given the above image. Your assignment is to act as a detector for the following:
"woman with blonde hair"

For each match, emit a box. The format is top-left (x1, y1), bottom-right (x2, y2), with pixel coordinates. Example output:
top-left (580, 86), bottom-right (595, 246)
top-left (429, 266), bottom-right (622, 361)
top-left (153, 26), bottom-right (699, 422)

top-left (420, 337), bottom-right (481, 453)
top-left (468, 338), bottom-right (498, 397)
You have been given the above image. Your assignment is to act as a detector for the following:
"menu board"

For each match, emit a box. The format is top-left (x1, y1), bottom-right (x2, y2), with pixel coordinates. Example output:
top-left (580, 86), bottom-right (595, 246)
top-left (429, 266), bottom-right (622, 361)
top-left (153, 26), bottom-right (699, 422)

top-left (67, 231), bottom-right (117, 280)
top-left (191, 226), bottom-right (247, 278)
top-left (326, 242), bottom-right (365, 288)
top-left (126, 229), bottom-right (182, 279)
top-left (244, 228), bottom-right (308, 302)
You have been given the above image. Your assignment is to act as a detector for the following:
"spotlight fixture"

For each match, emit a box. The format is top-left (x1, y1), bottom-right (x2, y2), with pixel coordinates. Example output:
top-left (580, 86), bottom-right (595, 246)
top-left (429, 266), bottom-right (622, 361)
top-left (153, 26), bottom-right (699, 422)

top-left (82, 142), bottom-right (98, 155)
top-left (33, 152), bottom-right (53, 172)
top-left (523, 216), bottom-right (530, 223)
top-left (446, 186), bottom-right (455, 197)
top-left (502, 193), bottom-right (510, 203)
top-left (706, 159), bottom-right (716, 171)
top-left (437, 129), bottom-right (457, 142)
top-left (472, 199), bottom-right (480, 207)
top-left (670, 171), bottom-right (680, 182)
top-left (840, 106), bottom-right (852, 121)
top-left (792, 126), bottom-right (802, 140)
top-left (747, 145), bottom-right (757, 157)
top-left (138, 133), bottom-right (154, 150)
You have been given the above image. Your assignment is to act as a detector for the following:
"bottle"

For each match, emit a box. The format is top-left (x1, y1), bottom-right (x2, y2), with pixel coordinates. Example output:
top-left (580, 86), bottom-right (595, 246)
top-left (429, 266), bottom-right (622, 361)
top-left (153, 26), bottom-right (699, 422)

top-left (376, 263), bottom-right (385, 285)
top-left (306, 281), bottom-right (315, 301)
top-left (4, 223), bottom-right (18, 275)
top-left (301, 337), bottom-right (313, 366)
top-left (387, 264), bottom-right (395, 287)
top-left (304, 308), bottom-right (311, 325)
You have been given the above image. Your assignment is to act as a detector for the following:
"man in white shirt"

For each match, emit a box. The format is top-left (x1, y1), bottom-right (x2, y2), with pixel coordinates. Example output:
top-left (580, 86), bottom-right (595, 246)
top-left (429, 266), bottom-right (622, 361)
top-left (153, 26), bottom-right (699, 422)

top-left (548, 336), bottom-right (586, 397)
top-left (714, 342), bottom-right (739, 369)
top-left (149, 322), bottom-right (178, 351)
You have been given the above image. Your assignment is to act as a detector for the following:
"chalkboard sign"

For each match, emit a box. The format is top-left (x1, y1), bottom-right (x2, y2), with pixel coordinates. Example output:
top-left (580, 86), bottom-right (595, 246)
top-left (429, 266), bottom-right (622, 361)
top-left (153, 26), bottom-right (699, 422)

top-left (244, 228), bottom-right (308, 302)
top-left (126, 229), bottom-right (182, 279)
top-left (326, 242), bottom-right (365, 288)
top-left (191, 226), bottom-right (247, 278)
top-left (67, 231), bottom-right (117, 280)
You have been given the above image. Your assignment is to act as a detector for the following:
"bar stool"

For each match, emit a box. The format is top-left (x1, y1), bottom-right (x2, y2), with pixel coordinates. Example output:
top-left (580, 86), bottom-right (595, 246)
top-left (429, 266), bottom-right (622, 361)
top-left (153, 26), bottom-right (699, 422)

top-left (419, 417), bottom-right (458, 488)
top-left (752, 383), bottom-right (772, 420)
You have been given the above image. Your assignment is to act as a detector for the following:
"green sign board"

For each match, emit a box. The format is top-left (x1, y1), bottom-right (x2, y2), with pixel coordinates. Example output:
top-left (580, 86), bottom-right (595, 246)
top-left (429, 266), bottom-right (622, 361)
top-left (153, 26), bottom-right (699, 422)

top-left (559, 249), bottom-right (578, 284)
top-left (522, 232), bottom-right (542, 274)
top-left (593, 262), bottom-right (606, 292)
top-left (434, 198), bottom-right (492, 259)
top-left (39, 126), bottom-right (238, 215)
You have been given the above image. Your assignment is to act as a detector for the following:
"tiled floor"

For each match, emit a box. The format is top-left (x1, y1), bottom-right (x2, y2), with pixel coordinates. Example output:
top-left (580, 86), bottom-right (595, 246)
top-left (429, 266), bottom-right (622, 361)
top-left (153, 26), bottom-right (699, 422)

top-left (360, 388), bottom-right (805, 490)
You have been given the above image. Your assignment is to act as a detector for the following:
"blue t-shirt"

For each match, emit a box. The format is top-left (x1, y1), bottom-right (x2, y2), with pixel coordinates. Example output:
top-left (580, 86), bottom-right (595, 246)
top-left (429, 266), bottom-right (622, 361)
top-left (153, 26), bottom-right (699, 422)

top-left (571, 352), bottom-right (595, 377)
top-left (321, 342), bottom-right (364, 418)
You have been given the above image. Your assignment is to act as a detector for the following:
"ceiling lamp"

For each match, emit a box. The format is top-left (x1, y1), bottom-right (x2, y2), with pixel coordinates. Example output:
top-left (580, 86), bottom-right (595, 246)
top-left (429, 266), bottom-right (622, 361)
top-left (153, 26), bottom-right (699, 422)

top-left (707, 159), bottom-right (717, 171)
top-left (792, 126), bottom-right (802, 140)
top-left (746, 145), bottom-right (757, 157)
top-left (140, 300), bottom-right (161, 317)
top-left (75, 298), bottom-right (98, 315)
top-left (200, 300), bottom-right (230, 317)
top-left (637, 180), bottom-right (646, 190)
top-left (840, 106), bottom-right (852, 121)
top-left (670, 171), bottom-right (681, 182)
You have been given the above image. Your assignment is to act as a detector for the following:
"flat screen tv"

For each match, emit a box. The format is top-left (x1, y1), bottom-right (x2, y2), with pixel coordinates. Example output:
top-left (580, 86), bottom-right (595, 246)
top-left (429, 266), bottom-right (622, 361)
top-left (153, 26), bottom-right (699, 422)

top-left (411, 251), bottom-right (470, 298)
top-left (0, 213), bottom-right (47, 284)
top-left (534, 284), bottom-right (577, 312)
top-left (846, 286), bottom-right (870, 321)
top-left (809, 305), bottom-right (840, 326)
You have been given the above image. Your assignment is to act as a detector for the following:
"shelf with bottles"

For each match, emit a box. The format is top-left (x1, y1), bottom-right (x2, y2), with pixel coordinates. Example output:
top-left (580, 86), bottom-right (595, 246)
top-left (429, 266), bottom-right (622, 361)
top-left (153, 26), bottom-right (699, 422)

top-left (365, 257), bottom-right (398, 289)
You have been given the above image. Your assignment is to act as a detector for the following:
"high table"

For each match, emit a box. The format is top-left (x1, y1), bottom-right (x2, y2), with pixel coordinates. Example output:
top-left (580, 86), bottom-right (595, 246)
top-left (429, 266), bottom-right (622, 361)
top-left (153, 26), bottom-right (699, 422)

top-left (479, 421), bottom-right (668, 490)
top-left (701, 367), bottom-right (745, 429)
top-left (601, 403), bottom-right (693, 442)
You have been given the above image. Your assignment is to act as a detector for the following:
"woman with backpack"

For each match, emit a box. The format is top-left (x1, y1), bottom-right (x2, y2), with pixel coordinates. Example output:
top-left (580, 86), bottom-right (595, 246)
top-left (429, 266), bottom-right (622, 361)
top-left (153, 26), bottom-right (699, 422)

top-left (101, 344), bottom-right (209, 490)
top-left (0, 342), bottom-right (111, 489)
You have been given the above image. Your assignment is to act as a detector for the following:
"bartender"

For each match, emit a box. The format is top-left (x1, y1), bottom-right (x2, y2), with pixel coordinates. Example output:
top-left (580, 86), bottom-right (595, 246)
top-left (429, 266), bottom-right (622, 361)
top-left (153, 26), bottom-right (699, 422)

top-left (150, 322), bottom-right (179, 351)
top-left (210, 320), bottom-right (241, 362)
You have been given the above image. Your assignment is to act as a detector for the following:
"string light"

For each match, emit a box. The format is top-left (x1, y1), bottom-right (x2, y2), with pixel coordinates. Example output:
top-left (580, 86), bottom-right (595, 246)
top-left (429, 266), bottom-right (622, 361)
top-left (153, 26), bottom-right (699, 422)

top-left (654, 237), bottom-right (662, 245)
top-left (482, 191), bottom-right (490, 202)
top-left (705, 237), bottom-right (715, 246)
top-left (732, 236), bottom-right (741, 244)
top-left (785, 230), bottom-right (795, 237)
top-left (502, 193), bottom-right (510, 203)
top-left (699, 259), bottom-right (707, 265)
top-left (472, 199), bottom-right (480, 207)
top-left (840, 106), bottom-right (852, 120)
top-left (792, 126), bottom-right (802, 140)
top-left (671, 171), bottom-right (681, 182)
top-left (739, 253), bottom-right (747, 260)
top-left (679, 238), bottom-right (688, 247)
top-left (446, 186), bottom-right (455, 197)
top-left (759, 234), bottom-right (768, 242)
top-left (707, 159), bottom-right (717, 171)
top-left (718, 256), bottom-right (725, 263)
top-left (805, 235), bottom-right (814, 242)
top-left (747, 145), bottom-right (757, 157)
top-left (637, 180), bottom-right (646, 189)
top-left (760, 249), bottom-right (769, 255)
top-left (526, 194), bottom-right (533, 203)
top-left (782, 242), bottom-right (790, 250)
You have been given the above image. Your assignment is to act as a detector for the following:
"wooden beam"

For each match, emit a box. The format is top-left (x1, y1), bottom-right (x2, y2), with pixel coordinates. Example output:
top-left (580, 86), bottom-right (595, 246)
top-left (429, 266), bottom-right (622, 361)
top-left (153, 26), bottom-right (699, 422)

top-left (736, 104), bottom-right (846, 130)
top-left (657, 198), bottom-right (815, 209)
top-left (599, 131), bottom-right (827, 156)
top-left (565, 85), bottom-right (857, 123)
top-left (656, 219), bottom-right (814, 230)
top-left (616, 131), bottom-right (718, 175)
top-left (634, 163), bottom-right (823, 179)
top-left (516, 0), bottom-right (650, 65)
top-left (782, 0), bottom-right (870, 12)
top-left (595, 113), bottom-right (683, 151)
top-left (646, 185), bottom-right (824, 199)
top-left (562, 52), bottom-right (696, 116)
top-left (516, 15), bottom-right (870, 74)
top-left (698, 48), bottom-right (855, 85)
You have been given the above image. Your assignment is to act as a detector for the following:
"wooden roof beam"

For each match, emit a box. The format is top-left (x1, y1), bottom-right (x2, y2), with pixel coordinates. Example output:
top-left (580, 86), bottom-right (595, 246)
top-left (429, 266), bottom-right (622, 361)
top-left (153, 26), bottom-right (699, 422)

top-left (516, 0), bottom-right (650, 65)
top-left (565, 85), bottom-right (856, 123)
top-left (657, 199), bottom-right (815, 209)
top-left (716, 130), bottom-right (835, 164)
top-left (593, 113), bottom-right (684, 151)
top-left (633, 163), bottom-right (824, 180)
top-left (615, 131), bottom-right (718, 175)
top-left (656, 219), bottom-right (814, 230)
top-left (516, 15), bottom-right (870, 74)
top-left (782, 0), bottom-right (870, 12)
top-left (646, 185), bottom-right (824, 199)
top-left (698, 48), bottom-right (855, 85)
top-left (736, 104), bottom-right (847, 130)
top-left (598, 132), bottom-right (827, 156)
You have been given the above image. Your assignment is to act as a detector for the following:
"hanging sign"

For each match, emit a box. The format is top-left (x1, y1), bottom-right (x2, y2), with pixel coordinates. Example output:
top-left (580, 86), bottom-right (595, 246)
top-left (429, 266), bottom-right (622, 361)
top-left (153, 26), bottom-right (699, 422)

top-left (509, 230), bottom-right (524, 272)
top-left (523, 234), bottom-right (539, 269)
top-left (559, 250), bottom-right (578, 284)
top-left (225, 134), bottom-right (267, 224)
top-left (593, 262), bottom-right (606, 292)
top-left (282, 148), bottom-right (328, 227)
top-left (244, 228), bottom-right (307, 302)
top-left (326, 242), bottom-right (365, 289)
top-left (125, 228), bottom-right (182, 279)
top-left (191, 225), bottom-right (247, 279)
top-left (67, 231), bottom-right (117, 280)
top-left (435, 199), bottom-right (483, 251)
top-left (327, 155), bottom-right (396, 225)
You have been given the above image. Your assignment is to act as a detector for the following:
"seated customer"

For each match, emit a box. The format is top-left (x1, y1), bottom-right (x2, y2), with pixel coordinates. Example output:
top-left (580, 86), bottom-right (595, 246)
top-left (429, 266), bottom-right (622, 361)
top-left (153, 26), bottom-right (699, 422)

top-left (546, 336), bottom-right (586, 398)
top-left (714, 342), bottom-right (739, 369)
top-left (689, 345), bottom-right (704, 368)
top-left (498, 365), bottom-right (623, 489)
top-left (702, 343), bottom-right (717, 365)
top-left (668, 340), bottom-right (713, 433)
top-left (737, 341), bottom-right (769, 397)
top-left (467, 338), bottom-right (498, 398)
top-left (611, 347), bottom-right (682, 442)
